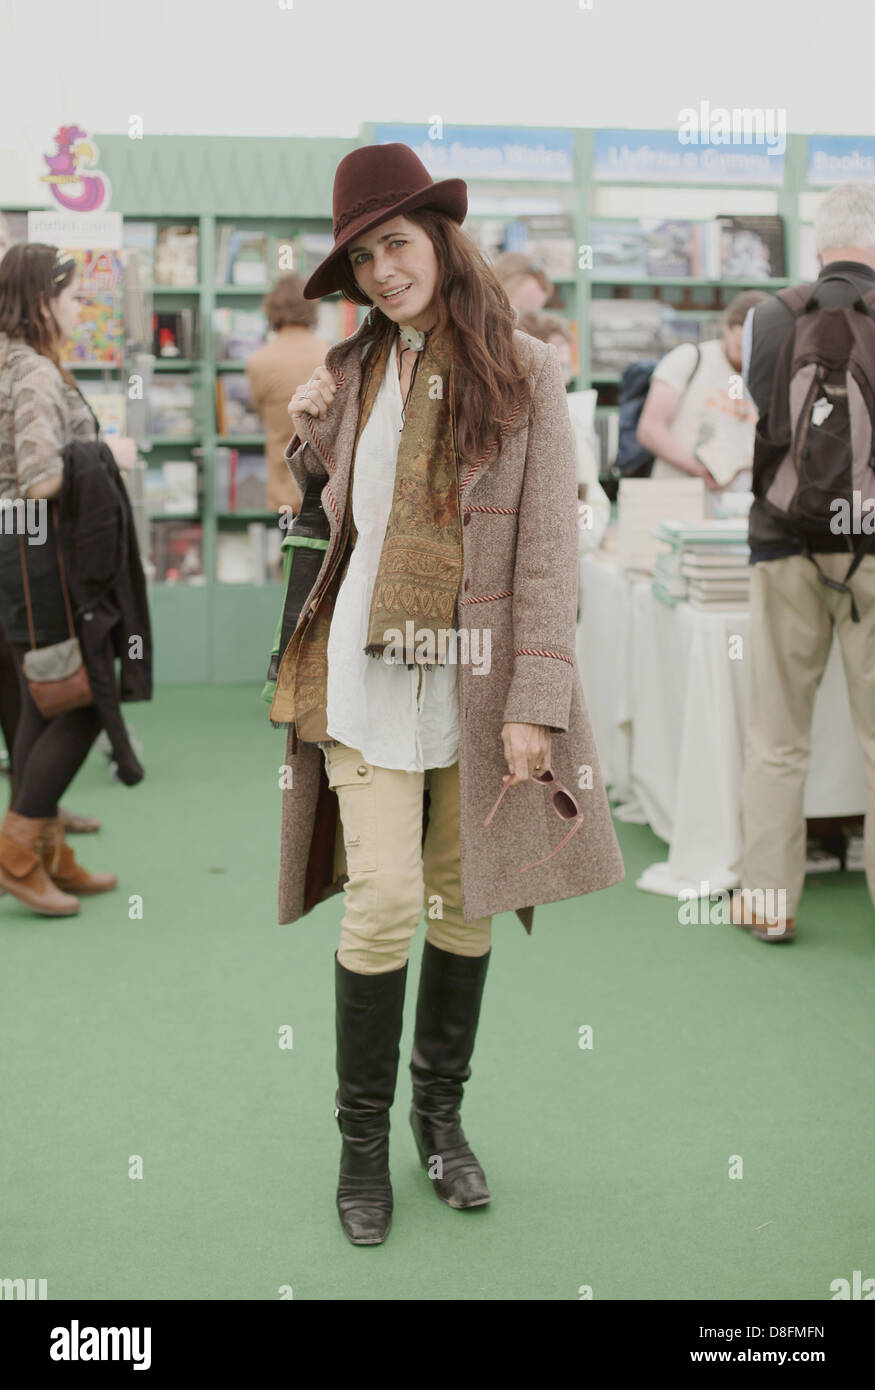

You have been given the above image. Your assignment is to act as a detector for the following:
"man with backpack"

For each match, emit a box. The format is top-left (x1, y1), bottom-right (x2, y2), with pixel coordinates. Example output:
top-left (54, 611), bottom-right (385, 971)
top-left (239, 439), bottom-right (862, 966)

top-left (732, 182), bottom-right (875, 943)
top-left (632, 292), bottom-right (769, 514)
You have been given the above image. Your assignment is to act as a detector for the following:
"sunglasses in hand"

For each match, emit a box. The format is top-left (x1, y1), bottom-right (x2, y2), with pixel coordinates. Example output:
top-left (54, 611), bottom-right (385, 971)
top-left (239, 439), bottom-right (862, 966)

top-left (483, 764), bottom-right (583, 872)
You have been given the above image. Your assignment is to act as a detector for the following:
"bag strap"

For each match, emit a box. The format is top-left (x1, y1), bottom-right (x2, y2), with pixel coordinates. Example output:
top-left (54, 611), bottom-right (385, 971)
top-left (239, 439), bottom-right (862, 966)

top-left (1, 339), bottom-right (76, 649)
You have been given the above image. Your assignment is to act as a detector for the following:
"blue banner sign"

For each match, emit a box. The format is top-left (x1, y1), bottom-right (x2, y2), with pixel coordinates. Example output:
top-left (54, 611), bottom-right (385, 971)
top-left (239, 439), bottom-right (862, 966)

top-left (372, 124), bottom-right (574, 181)
top-left (807, 136), bottom-right (875, 184)
top-left (594, 129), bottom-right (785, 185)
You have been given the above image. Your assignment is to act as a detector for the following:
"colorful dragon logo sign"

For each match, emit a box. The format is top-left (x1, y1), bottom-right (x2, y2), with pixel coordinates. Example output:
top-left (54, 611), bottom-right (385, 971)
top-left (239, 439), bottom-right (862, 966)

top-left (41, 125), bottom-right (111, 212)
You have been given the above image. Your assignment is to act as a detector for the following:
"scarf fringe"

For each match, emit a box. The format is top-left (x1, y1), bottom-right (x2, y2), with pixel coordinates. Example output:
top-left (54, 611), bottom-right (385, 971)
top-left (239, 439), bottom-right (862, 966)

top-left (363, 643), bottom-right (439, 671)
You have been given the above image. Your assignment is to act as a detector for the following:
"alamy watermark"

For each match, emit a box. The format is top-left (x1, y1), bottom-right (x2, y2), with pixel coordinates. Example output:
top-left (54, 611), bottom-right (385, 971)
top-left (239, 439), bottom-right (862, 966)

top-left (381, 622), bottom-right (491, 674)
top-left (677, 101), bottom-right (787, 158)
top-left (678, 883), bottom-right (788, 928)
top-left (0, 498), bottom-right (49, 544)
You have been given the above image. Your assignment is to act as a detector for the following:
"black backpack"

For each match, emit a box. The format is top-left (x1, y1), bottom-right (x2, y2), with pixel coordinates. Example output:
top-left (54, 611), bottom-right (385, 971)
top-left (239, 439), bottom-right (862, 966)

top-left (754, 273), bottom-right (875, 621)
top-left (614, 346), bottom-right (702, 478)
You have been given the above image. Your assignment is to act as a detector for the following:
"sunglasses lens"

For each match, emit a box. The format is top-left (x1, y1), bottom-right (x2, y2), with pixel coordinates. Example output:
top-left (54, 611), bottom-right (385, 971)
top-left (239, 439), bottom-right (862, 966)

top-left (554, 790), bottom-right (578, 820)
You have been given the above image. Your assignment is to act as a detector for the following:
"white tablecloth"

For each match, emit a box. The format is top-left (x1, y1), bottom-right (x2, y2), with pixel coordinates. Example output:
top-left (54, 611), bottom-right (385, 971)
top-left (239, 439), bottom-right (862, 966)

top-left (576, 551), bottom-right (867, 896)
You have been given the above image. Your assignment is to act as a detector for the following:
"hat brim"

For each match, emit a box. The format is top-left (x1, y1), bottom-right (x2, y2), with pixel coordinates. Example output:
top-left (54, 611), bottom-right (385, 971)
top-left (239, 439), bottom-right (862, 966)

top-left (303, 177), bottom-right (468, 300)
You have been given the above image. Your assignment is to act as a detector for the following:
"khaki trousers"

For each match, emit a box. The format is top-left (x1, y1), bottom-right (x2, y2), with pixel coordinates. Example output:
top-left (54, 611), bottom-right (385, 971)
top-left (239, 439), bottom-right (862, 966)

top-left (320, 740), bottom-right (493, 975)
top-left (738, 552), bottom-right (875, 915)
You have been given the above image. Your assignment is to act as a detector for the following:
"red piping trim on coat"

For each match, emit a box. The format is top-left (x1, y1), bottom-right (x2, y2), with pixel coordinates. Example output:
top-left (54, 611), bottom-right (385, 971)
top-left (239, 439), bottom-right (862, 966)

top-left (459, 588), bottom-right (513, 606)
top-left (513, 648), bottom-right (574, 665)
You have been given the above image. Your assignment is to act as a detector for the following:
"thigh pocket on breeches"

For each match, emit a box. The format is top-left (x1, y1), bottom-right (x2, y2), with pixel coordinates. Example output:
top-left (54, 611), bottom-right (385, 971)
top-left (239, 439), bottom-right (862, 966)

top-left (324, 748), bottom-right (377, 874)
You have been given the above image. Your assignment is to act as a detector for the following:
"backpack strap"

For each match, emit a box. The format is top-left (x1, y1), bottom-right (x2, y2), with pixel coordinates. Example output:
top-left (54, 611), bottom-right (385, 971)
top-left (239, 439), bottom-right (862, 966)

top-left (774, 283), bottom-right (815, 319)
top-left (800, 534), bottom-right (868, 623)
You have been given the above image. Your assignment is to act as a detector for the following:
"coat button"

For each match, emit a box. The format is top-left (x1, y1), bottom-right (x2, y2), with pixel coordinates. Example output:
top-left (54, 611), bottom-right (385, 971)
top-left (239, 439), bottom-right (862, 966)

top-left (463, 513), bottom-right (470, 526)
top-left (464, 579), bottom-right (470, 591)
top-left (356, 764), bottom-right (367, 776)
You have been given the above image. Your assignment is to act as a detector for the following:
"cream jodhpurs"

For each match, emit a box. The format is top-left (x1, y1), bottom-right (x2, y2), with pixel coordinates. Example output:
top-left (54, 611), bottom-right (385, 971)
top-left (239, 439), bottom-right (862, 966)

top-left (738, 551), bottom-right (875, 915)
top-left (320, 740), bottom-right (493, 975)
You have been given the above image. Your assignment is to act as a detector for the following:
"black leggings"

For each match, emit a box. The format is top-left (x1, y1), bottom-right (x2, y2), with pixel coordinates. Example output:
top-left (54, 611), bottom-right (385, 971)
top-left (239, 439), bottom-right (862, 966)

top-left (5, 641), bottom-right (102, 818)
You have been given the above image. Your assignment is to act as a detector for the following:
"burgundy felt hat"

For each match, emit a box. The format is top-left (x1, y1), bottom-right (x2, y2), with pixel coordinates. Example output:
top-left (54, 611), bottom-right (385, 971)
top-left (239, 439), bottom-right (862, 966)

top-left (303, 143), bottom-right (468, 300)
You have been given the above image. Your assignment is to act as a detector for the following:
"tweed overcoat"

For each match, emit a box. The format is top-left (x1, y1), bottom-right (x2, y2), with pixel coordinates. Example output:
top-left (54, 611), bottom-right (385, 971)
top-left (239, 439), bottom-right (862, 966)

top-left (272, 317), bottom-right (625, 932)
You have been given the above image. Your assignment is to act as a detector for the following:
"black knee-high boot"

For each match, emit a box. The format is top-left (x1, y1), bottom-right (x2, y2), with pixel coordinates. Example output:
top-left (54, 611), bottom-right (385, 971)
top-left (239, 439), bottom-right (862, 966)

top-left (409, 939), bottom-right (492, 1209)
top-left (334, 951), bottom-right (408, 1246)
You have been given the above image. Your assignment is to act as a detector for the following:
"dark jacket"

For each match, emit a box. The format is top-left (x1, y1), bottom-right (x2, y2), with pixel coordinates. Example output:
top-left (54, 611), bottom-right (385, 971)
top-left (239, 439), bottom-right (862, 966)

top-left (56, 438), bottom-right (152, 785)
top-left (747, 259), bottom-right (875, 561)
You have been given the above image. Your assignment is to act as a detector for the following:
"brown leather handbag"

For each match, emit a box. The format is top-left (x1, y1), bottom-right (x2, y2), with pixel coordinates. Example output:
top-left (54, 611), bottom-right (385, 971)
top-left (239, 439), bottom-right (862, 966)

top-left (2, 341), bottom-right (94, 718)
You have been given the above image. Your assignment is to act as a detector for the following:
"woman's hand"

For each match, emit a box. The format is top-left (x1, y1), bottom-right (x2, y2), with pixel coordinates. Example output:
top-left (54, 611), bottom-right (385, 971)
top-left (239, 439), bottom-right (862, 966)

top-left (689, 458), bottom-right (722, 491)
top-left (501, 722), bottom-right (552, 786)
top-left (288, 366), bottom-right (337, 437)
top-left (106, 435), bottom-right (139, 471)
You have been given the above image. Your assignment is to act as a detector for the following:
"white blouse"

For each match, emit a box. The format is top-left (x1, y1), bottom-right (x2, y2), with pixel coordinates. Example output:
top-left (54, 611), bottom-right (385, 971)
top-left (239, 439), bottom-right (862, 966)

top-left (324, 336), bottom-right (460, 772)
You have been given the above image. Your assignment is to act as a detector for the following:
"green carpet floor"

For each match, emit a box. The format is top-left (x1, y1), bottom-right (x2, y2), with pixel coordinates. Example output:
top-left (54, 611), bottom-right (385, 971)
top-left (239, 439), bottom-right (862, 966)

top-left (1, 684), bottom-right (873, 1301)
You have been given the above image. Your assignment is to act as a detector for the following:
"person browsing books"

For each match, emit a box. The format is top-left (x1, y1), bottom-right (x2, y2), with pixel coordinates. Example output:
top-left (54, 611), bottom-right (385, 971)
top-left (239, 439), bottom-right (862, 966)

top-left (636, 291), bottom-right (769, 516)
top-left (246, 272), bottom-right (330, 516)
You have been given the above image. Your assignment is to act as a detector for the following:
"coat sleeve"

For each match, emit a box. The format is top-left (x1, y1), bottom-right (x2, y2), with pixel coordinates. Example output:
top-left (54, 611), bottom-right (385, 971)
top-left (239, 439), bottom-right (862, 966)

top-left (283, 427), bottom-right (328, 498)
top-left (502, 342), bottom-right (579, 735)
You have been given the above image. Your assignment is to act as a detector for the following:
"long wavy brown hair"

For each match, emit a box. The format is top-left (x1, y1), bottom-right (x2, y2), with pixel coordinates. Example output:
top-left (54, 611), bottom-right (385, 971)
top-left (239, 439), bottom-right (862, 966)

top-left (0, 242), bottom-right (78, 387)
top-left (333, 208), bottom-right (535, 466)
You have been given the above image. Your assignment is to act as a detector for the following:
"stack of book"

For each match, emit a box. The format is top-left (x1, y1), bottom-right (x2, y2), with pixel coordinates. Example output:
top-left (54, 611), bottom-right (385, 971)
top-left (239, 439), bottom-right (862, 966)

top-left (212, 447), bottom-right (268, 511)
top-left (217, 524), bottom-right (283, 584)
top-left (145, 461), bottom-right (199, 516)
top-left (212, 308), bottom-right (266, 361)
top-left (589, 216), bottom-right (786, 281)
top-left (651, 519), bottom-right (751, 610)
top-left (617, 478), bottom-right (705, 574)
top-left (214, 228), bottom-right (270, 285)
top-left (148, 376), bottom-right (198, 436)
top-left (154, 226), bottom-right (199, 286)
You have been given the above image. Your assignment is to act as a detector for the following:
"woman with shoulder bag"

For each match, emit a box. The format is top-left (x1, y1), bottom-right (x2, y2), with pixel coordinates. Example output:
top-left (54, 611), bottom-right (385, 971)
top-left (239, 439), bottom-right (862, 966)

top-left (276, 144), bottom-right (624, 1247)
top-left (0, 242), bottom-right (127, 915)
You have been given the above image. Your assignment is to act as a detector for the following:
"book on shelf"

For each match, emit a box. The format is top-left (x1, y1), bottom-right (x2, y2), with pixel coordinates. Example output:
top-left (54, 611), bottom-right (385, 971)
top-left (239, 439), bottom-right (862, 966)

top-left (152, 309), bottom-right (198, 360)
top-left (590, 301), bottom-right (723, 376)
top-left (713, 216), bottom-right (786, 280)
top-left (122, 222), bottom-right (157, 287)
top-left (290, 232), bottom-right (335, 277)
top-left (215, 228), bottom-right (271, 285)
top-left (217, 523), bottom-right (283, 584)
top-left (466, 214), bottom-right (575, 279)
top-left (215, 375), bottom-right (261, 435)
top-left (77, 381), bottom-right (126, 436)
top-left (148, 375), bottom-right (198, 436)
top-left (212, 307), bottom-right (266, 361)
top-left (315, 297), bottom-right (360, 343)
top-left (212, 447), bottom-right (268, 511)
top-left (150, 520), bottom-right (204, 582)
top-left (590, 220), bottom-right (707, 280)
top-left (59, 248), bottom-right (124, 367)
top-left (588, 216), bottom-right (785, 281)
top-left (146, 461), bottom-right (199, 514)
top-left (154, 225), bottom-right (199, 287)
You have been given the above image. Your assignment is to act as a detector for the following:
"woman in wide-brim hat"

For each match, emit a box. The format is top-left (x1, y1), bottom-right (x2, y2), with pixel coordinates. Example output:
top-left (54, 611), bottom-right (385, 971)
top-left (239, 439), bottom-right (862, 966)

top-left (280, 142), bottom-right (624, 1246)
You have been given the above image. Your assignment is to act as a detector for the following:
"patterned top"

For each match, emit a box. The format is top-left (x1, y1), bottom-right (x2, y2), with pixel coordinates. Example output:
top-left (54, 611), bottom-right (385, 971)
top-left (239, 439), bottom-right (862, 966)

top-left (0, 331), bottom-right (98, 501)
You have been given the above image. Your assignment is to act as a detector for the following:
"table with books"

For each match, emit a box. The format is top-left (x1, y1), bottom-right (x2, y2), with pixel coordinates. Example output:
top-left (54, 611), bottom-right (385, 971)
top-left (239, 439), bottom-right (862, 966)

top-left (576, 535), bottom-right (867, 898)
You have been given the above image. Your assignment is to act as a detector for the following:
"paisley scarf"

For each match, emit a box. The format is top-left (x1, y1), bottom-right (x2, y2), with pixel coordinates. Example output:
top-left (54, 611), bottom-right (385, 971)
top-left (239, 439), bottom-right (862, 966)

top-left (350, 324), bottom-right (463, 666)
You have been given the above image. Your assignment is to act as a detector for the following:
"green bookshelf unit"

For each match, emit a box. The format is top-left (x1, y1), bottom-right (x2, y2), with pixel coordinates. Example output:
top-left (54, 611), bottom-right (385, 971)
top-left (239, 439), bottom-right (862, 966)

top-left (2, 126), bottom-right (839, 681)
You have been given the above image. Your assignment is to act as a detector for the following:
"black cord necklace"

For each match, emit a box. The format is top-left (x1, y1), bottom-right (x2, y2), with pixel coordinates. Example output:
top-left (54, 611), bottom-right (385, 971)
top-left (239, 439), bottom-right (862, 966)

top-left (397, 325), bottom-right (433, 429)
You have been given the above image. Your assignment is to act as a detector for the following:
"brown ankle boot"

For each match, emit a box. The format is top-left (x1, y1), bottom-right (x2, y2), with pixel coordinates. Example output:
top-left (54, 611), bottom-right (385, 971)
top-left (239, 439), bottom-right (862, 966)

top-left (40, 816), bottom-right (118, 894)
top-left (0, 810), bottom-right (81, 915)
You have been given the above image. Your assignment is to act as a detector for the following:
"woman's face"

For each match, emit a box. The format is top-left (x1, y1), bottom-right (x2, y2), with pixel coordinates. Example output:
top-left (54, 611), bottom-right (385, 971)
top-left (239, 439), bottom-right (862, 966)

top-left (347, 215), bottom-right (440, 332)
top-left (42, 272), bottom-right (81, 344)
